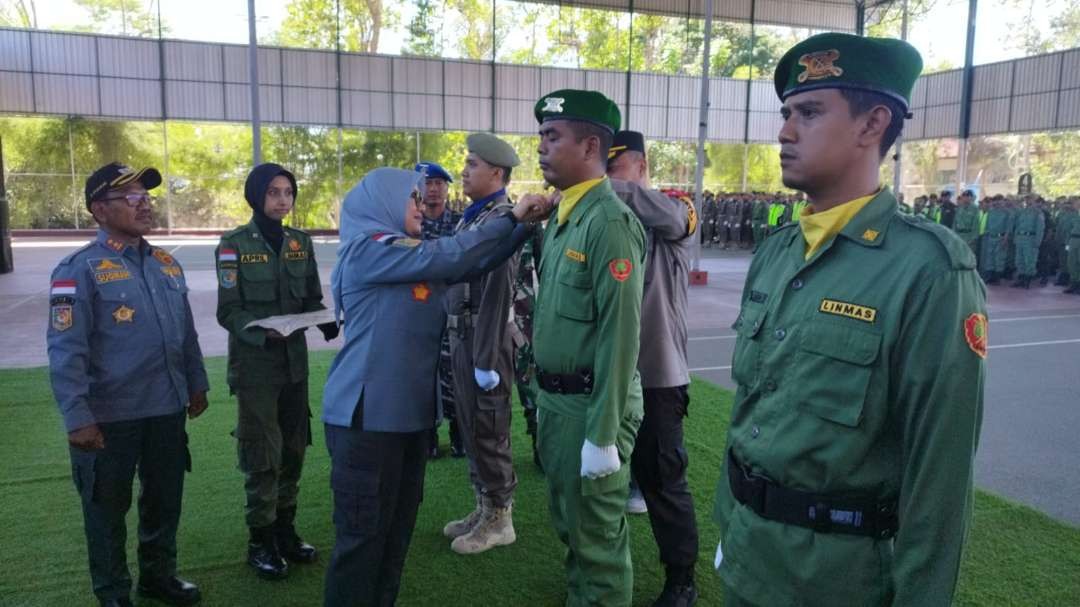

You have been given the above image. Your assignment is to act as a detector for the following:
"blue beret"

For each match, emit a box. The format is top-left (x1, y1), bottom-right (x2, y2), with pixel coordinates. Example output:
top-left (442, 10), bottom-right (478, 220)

top-left (415, 162), bottom-right (453, 183)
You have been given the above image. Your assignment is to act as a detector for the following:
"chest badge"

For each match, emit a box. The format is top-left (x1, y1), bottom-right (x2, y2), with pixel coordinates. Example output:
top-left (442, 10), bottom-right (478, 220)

top-left (565, 248), bottom-right (586, 263)
top-left (412, 282), bottom-right (431, 302)
top-left (964, 313), bottom-right (988, 359)
top-left (52, 303), bottom-right (73, 332)
top-left (288, 239), bottom-right (301, 252)
top-left (862, 229), bottom-right (880, 242)
top-left (112, 304), bottom-right (135, 324)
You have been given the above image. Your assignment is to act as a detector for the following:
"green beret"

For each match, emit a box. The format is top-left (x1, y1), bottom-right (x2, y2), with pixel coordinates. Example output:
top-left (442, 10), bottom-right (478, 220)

top-left (534, 89), bottom-right (621, 134)
top-left (774, 33), bottom-right (923, 112)
top-left (466, 132), bottom-right (521, 168)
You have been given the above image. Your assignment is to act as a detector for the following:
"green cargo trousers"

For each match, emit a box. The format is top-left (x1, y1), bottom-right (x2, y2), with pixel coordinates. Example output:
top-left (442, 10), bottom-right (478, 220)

top-left (537, 406), bottom-right (641, 607)
top-left (233, 379), bottom-right (311, 528)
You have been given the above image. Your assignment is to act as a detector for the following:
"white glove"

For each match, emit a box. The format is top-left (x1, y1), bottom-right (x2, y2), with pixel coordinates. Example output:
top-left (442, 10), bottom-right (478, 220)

top-left (580, 440), bottom-right (620, 479)
top-left (714, 539), bottom-right (724, 570)
top-left (474, 368), bottom-right (500, 391)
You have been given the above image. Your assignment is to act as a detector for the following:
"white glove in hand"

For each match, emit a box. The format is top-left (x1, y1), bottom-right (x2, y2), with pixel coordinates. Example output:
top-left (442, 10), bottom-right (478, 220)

top-left (474, 368), bottom-right (500, 391)
top-left (714, 539), bottom-right (724, 570)
top-left (580, 440), bottom-right (620, 479)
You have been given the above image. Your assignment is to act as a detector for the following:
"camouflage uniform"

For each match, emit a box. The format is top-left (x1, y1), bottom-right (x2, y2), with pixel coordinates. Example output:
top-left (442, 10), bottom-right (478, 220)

top-left (511, 231), bottom-right (542, 468)
top-left (422, 209), bottom-right (464, 456)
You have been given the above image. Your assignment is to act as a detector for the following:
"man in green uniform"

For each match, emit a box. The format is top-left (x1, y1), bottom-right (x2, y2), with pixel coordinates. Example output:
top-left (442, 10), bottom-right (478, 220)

top-left (215, 164), bottom-right (334, 580)
top-left (953, 189), bottom-right (981, 253)
top-left (1064, 197), bottom-right (1080, 294)
top-left (981, 196), bottom-right (1012, 284)
top-left (714, 34), bottom-right (986, 607)
top-left (751, 195), bottom-right (768, 247)
top-left (527, 89), bottom-right (646, 606)
top-left (1010, 195), bottom-right (1045, 288)
top-left (1055, 197), bottom-right (1077, 287)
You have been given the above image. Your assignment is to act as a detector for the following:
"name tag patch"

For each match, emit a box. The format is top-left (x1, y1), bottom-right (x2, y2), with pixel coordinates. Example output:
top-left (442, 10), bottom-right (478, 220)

top-left (565, 248), bottom-right (586, 263)
top-left (241, 253), bottom-right (269, 264)
top-left (284, 251), bottom-right (308, 261)
top-left (820, 298), bottom-right (877, 323)
top-left (161, 266), bottom-right (182, 277)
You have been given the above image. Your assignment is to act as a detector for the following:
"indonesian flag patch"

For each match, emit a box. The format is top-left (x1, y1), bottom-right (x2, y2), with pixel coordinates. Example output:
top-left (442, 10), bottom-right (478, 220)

top-left (608, 259), bottom-right (633, 282)
top-left (51, 279), bottom-right (77, 296)
top-left (218, 248), bottom-right (238, 262)
top-left (964, 313), bottom-right (988, 359)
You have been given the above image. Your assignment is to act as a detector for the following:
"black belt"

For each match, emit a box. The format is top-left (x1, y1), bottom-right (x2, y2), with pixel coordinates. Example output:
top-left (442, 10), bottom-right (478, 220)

top-left (727, 450), bottom-right (898, 539)
top-left (536, 367), bottom-right (594, 395)
top-left (1016, 232), bottom-right (1035, 236)
top-left (991, 233), bottom-right (1007, 237)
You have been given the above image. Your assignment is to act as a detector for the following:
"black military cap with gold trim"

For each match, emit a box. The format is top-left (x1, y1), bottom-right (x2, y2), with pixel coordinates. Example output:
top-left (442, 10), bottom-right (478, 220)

top-left (85, 162), bottom-right (162, 210)
top-left (774, 32), bottom-right (923, 113)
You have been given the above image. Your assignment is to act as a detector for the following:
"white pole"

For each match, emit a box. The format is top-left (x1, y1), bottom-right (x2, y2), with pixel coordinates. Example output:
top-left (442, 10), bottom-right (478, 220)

top-left (248, 0), bottom-right (262, 166)
top-left (691, 0), bottom-right (714, 272)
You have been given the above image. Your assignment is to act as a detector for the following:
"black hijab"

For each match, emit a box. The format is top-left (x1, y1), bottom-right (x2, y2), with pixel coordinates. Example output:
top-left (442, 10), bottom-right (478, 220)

top-left (244, 163), bottom-right (298, 253)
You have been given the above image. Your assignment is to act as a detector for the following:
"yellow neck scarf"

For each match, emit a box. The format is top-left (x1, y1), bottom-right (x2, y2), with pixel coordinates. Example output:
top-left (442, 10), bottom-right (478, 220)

top-left (557, 177), bottom-right (606, 225)
top-left (800, 189), bottom-right (880, 260)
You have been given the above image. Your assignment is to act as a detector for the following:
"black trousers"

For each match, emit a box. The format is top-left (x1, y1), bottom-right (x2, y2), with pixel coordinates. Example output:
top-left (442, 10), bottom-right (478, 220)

top-left (68, 411), bottom-right (189, 601)
top-left (629, 385), bottom-right (700, 571)
top-left (323, 418), bottom-right (428, 607)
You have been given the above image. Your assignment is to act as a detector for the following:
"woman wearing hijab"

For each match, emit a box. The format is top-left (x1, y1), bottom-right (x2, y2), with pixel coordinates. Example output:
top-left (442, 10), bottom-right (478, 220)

top-left (321, 168), bottom-right (548, 607)
top-left (215, 163), bottom-right (337, 580)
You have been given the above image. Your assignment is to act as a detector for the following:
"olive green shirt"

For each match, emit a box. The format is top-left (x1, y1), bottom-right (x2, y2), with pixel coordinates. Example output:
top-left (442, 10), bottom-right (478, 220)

top-left (533, 179), bottom-right (646, 447)
top-left (215, 222), bottom-right (325, 388)
top-left (714, 188), bottom-right (986, 607)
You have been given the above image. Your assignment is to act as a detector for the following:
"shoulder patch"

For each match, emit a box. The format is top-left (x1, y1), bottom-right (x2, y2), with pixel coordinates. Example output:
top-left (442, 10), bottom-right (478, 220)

top-left (897, 214), bottom-right (977, 270)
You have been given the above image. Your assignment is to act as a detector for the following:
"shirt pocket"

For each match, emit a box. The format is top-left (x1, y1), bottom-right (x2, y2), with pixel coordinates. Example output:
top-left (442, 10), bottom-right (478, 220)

top-left (555, 268), bottom-right (595, 323)
top-left (795, 321), bottom-right (881, 427)
top-left (284, 257), bottom-right (309, 300)
top-left (239, 263), bottom-right (278, 303)
top-left (731, 301), bottom-right (767, 387)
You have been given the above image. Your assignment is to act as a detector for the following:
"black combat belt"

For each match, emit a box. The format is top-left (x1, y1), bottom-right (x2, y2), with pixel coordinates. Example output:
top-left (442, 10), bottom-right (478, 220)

top-left (727, 450), bottom-right (898, 539)
top-left (1016, 231), bottom-right (1036, 236)
top-left (536, 367), bottom-right (594, 395)
top-left (991, 232), bottom-right (1007, 237)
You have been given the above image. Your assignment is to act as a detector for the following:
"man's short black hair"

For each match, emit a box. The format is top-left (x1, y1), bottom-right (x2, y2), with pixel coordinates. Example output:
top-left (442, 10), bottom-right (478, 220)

top-left (566, 120), bottom-right (614, 163)
top-left (838, 89), bottom-right (906, 160)
top-left (500, 166), bottom-right (513, 186)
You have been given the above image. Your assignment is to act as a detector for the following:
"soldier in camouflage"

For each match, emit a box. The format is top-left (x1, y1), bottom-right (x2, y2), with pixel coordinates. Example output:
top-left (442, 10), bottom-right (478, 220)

top-left (511, 230), bottom-right (543, 469)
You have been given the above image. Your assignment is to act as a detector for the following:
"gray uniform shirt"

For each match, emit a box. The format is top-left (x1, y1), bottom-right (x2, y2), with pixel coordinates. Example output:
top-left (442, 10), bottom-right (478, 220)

top-left (610, 179), bottom-right (695, 388)
top-left (445, 193), bottom-right (519, 385)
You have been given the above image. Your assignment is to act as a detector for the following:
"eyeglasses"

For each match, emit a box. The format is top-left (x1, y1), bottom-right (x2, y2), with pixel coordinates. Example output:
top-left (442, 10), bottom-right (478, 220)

top-left (411, 191), bottom-right (424, 209)
top-left (100, 193), bottom-right (153, 207)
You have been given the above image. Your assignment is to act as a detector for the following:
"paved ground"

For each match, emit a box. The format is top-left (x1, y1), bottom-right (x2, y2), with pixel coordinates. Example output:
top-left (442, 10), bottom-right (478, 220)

top-left (3, 237), bottom-right (1079, 525)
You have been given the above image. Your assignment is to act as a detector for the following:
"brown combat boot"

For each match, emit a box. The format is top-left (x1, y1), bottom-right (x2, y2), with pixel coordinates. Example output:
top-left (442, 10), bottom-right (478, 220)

top-left (450, 498), bottom-right (516, 555)
top-left (443, 494), bottom-right (484, 539)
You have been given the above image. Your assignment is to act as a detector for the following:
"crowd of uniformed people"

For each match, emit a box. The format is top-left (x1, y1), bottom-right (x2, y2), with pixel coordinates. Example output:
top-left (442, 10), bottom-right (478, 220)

top-left (45, 31), bottom-right (1008, 607)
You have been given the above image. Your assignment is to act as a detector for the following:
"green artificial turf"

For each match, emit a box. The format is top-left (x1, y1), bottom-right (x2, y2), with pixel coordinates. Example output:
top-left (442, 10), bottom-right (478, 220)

top-left (1, 352), bottom-right (1077, 606)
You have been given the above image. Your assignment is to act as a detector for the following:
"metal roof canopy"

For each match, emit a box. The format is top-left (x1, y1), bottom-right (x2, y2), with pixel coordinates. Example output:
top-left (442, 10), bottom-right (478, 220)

top-left (511, 0), bottom-right (865, 32)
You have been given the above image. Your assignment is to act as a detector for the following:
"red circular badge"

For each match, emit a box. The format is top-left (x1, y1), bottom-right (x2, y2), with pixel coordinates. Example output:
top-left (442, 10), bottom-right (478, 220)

top-left (964, 313), bottom-right (988, 359)
top-left (608, 259), bottom-right (633, 282)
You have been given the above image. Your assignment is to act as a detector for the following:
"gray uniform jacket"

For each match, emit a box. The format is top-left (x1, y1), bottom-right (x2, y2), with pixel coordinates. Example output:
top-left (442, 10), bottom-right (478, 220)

top-left (611, 179), bottom-right (695, 389)
top-left (446, 194), bottom-right (519, 396)
top-left (47, 230), bottom-right (209, 432)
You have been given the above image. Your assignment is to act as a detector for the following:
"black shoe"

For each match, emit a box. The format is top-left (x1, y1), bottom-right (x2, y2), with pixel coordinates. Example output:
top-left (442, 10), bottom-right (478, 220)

top-left (248, 526), bottom-right (289, 580)
top-left (652, 580), bottom-right (698, 607)
top-left (99, 598), bottom-right (134, 607)
top-left (276, 527), bottom-right (317, 564)
top-left (1011, 276), bottom-right (1025, 287)
top-left (1066, 284), bottom-right (1080, 294)
top-left (136, 576), bottom-right (201, 606)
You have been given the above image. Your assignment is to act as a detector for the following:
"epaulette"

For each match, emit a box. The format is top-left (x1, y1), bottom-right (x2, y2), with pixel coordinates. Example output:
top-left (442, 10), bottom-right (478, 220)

top-left (896, 213), bottom-right (977, 270)
top-left (56, 242), bottom-right (95, 266)
top-left (221, 225), bottom-right (247, 238)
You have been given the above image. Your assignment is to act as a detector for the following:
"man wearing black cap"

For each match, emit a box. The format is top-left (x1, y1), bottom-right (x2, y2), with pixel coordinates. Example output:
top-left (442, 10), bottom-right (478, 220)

top-left (47, 162), bottom-right (209, 607)
top-left (608, 130), bottom-right (701, 606)
top-left (215, 163), bottom-right (334, 580)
